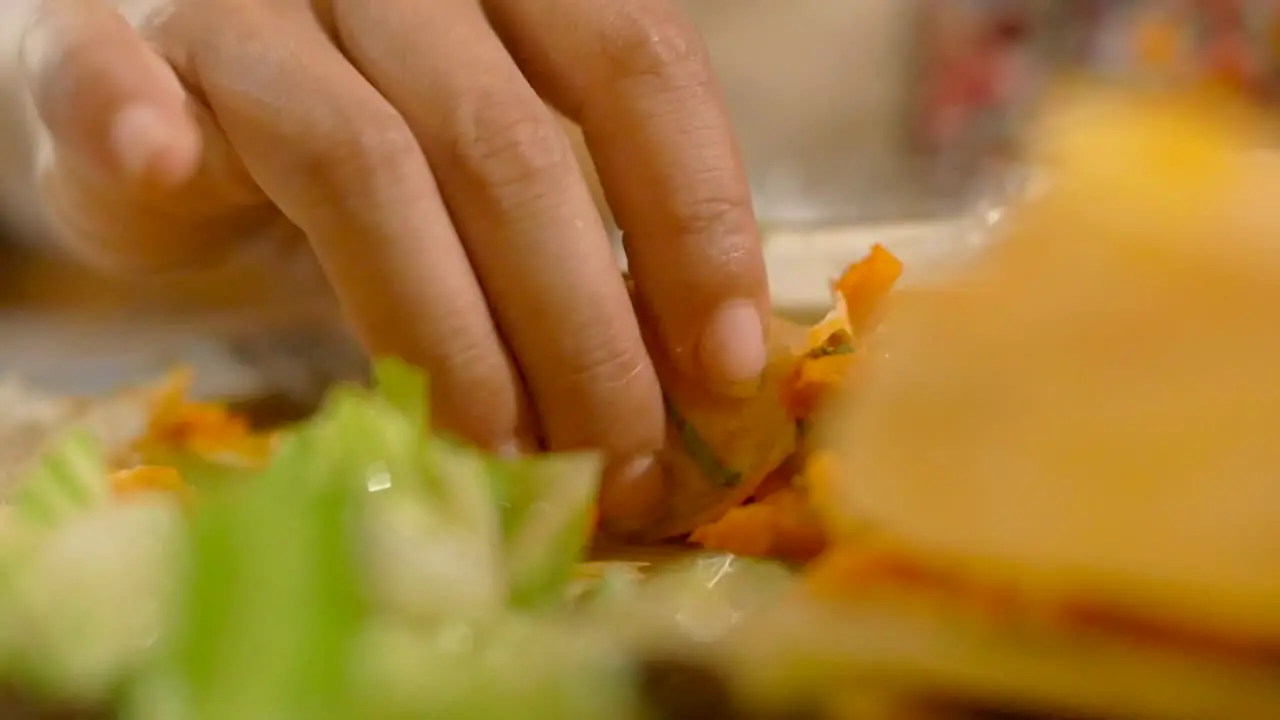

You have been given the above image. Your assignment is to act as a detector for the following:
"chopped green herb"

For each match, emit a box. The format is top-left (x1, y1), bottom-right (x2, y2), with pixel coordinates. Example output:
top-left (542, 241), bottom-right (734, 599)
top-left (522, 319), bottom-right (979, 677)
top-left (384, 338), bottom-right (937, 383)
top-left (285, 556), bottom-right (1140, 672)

top-left (665, 402), bottom-right (741, 488)
top-left (804, 330), bottom-right (856, 360)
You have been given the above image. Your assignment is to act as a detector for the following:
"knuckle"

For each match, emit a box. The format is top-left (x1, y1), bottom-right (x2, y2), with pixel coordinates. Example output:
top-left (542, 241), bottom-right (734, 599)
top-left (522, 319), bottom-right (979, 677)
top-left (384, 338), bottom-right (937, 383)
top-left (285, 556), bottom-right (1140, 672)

top-left (432, 345), bottom-right (523, 442)
top-left (598, 5), bottom-right (712, 84)
top-left (436, 337), bottom-right (509, 393)
top-left (671, 191), bottom-right (749, 241)
top-left (559, 332), bottom-right (651, 401)
top-left (449, 91), bottom-right (571, 209)
top-left (305, 110), bottom-right (420, 195)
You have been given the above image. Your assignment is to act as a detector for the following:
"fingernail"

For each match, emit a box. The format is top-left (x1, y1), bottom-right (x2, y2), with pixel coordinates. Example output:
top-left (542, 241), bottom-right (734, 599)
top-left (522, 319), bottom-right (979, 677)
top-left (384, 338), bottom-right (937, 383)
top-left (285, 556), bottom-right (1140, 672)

top-left (494, 440), bottom-right (524, 458)
top-left (598, 453), bottom-right (666, 536)
top-left (698, 300), bottom-right (767, 396)
top-left (494, 436), bottom-right (539, 457)
top-left (109, 105), bottom-right (175, 184)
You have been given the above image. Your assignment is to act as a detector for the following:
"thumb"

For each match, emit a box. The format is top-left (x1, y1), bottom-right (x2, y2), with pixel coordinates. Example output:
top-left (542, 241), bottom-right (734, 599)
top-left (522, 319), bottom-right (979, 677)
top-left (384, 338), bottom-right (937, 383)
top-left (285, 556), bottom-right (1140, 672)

top-left (22, 0), bottom-right (201, 190)
top-left (20, 0), bottom-right (275, 274)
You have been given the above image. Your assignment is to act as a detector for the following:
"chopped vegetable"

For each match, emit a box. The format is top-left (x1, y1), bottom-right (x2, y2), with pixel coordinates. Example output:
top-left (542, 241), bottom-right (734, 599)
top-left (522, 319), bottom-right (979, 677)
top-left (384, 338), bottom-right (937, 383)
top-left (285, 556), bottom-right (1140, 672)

top-left (666, 402), bottom-right (742, 489)
top-left (11, 431), bottom-right (110, 528)
top-left (585, 553), bottom-right (797, 648)
top-left (128, 409), bottom-right (368, 720)
top-left (111, 467), bottom-right (195, 507)
top-left (834, 243), bottom-right (903, 337)
top-left (691, 245), bottom-right (903, 559)
top-left (0, 430), bottom-right (180, 703)
top-left (121, 358), bottom-right (610, 720)
top-left (0, 290), bottom-right (899, 718)
top-left (689, 489), bottom-right (826, 563)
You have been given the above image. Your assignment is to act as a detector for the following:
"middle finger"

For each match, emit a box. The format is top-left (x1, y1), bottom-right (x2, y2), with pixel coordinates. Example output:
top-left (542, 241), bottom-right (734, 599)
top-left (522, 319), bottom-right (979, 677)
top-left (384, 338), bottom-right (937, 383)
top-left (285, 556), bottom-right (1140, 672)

top-left (327, 0), bottom-right (665, 460)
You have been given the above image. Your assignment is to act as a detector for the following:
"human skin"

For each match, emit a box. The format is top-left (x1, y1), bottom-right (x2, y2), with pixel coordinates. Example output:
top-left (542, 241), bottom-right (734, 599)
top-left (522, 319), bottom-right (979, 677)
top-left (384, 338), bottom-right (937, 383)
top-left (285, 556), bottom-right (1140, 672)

top-left (11, 0), bottom-right (776, 530)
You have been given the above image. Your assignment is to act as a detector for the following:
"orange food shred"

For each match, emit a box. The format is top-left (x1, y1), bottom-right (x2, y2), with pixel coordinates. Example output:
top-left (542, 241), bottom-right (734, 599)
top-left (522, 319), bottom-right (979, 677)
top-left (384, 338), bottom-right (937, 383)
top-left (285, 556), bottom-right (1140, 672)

top-left (135, 369), bottom-right (274, 464)
top-left (780, 353), bottom-right (857, 420)
top-left (690, 487), bottom-right (827, 562)
top-left (692, 245), bottom-right (903, 563)
top-left (110, 465), bottom-right (196, 507)
top-left (835, 243), bottom-right (903, 336)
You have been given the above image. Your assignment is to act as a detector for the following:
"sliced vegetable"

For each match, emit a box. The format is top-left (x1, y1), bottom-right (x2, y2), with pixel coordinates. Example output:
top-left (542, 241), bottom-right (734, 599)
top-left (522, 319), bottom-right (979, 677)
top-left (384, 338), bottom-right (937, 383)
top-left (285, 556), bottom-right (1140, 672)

top-left (12, 431), bottom-right (110, 527)
top-left (372, 357), bottom-right (428, 428)
top-left (124, 359), bottom-right (611, 719)
top-left (495, 452), bottom-right (602, 610)
top-left (111, 466), bottom-right (196, 508)
top-left (3, 499), bottom-right (179, 703)
top-left (835, 243), bottom-right (903, 336)
top-left (586, 553), bottom-right (797, 648)
top-left (133, 370), bottom-right (276, 494)
top-left (355, 617), bottom-right (635, 720)
top-left (129, 406), bottom-right (370, 720)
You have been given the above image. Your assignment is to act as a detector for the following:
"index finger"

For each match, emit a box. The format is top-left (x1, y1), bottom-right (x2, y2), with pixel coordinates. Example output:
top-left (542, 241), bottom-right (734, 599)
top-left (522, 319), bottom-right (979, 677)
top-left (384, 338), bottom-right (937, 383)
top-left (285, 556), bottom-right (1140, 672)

top-left (485, 0), bottom-right (771, 396)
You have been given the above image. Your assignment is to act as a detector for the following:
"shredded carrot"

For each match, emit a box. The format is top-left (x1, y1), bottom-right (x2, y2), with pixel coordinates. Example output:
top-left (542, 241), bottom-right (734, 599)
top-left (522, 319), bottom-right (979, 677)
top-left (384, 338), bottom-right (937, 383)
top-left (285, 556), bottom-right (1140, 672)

top-left (781, 245), bottom-right (902, 422)
top-left (690, 487), bottom-right (826, 563)
top-left (780, 353), bottom-right (857, 420)
top-left (110, 466), bottom-right (196, 508)
top-left (800, 451), bottom-right (848, 539)
top-left (752, 459), bottom-right (799, 503)
top-left (135, 369), bottom-right (274, 464)
top-left (835, 243), bottom-right (903, 336)
top-left (694, 246), bottom-right (903, 562)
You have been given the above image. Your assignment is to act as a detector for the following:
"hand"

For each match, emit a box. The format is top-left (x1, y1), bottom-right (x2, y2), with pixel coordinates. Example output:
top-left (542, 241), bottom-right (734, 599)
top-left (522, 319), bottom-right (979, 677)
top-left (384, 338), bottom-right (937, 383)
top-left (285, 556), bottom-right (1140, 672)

top-left (21, 0), bottom-right (770, 531)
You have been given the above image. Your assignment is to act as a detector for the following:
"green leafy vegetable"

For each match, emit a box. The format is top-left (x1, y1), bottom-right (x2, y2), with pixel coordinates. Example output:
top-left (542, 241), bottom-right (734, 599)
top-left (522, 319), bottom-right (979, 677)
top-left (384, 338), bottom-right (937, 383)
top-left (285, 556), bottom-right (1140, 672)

top-left (373, 357), bottom-right (428, 429)
top-left (129, 404), bottom-right (369, 720)
top-left (0, 431), bottom-right (182, 702)
top-left (495, 453), bottom-right (601, 610)
top-left (585, 554), bottom-right (796, 646)
top-left (0, 360), bottom-right (698, 720)
top-left (355, 617), bottom-right (634, 720)
top-left (125, 359), bottom-right (608, 719)
top-left (12, 431), bottom-right (110, 526)
top-left (4, 500), bottom-right (179, 703)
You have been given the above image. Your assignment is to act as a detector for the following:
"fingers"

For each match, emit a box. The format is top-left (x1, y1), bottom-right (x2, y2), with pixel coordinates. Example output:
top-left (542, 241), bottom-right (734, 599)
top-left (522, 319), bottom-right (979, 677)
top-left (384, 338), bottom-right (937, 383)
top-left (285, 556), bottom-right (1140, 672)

top-left (327, 0), bottom-right (665, 463)
top-left (22, 0), bottom-right (267, 271)
top-left (22, 0), bottom-right (198, 189)
top-left (192, 5), bottom-right (536, 451)
top-left (486, 0), bottom-right (771, 396)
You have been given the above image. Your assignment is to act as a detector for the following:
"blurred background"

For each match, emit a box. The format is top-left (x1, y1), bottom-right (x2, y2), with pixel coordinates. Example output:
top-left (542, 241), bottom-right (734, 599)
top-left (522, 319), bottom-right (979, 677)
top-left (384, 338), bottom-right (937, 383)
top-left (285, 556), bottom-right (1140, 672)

top-left (3, 0), bottom-right (1279, 396)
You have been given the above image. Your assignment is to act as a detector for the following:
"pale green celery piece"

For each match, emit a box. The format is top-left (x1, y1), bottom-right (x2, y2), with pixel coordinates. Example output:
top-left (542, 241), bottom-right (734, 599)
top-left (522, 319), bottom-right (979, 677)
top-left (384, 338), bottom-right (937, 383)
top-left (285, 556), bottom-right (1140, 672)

top-left (567, 564), bottom-right (646, 610)
top-left (128, 413), bottom-right (370, 720)
top-left (494, 452), bottom-right (602, 610)
top-left (372, 357), bottom-right (428, 429)
top-left (423, 438), bottom-right (504, 558)
top-left (12, 430), bottom-right (110, 526)
top-left (0, 431), bottom-right (177, 702)
top-left (362, 443), bottom-right (507, 624)
top-left (354, 616), bottom-right (637, 720)
top-left (590, 554), bottom-right (797, 646)
top-left (4, 499), bottom-right (180, 703)
top-left (369, 357), bottom-right (605, 613)
top-left (120, 360), bottom-right (614, 719)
